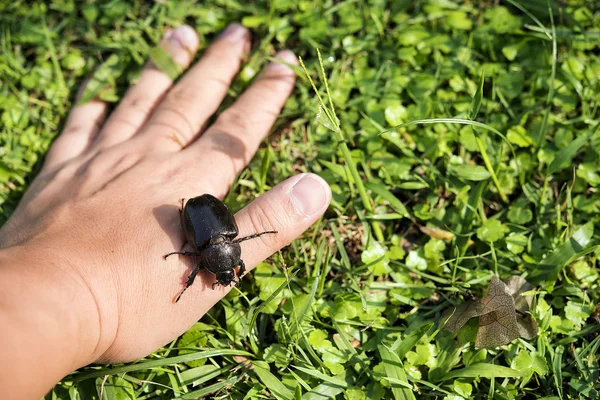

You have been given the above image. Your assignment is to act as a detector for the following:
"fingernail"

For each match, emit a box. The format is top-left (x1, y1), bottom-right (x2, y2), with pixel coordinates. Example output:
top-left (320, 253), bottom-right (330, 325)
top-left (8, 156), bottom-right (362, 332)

top-left (165, 25), bottom-right (199, 53)
top-left (218, 23), bottom-right (248, 43)
top-left (268, 50), bottom-right (297, 71)
top-left (290, 174), bottom-right (331, 217)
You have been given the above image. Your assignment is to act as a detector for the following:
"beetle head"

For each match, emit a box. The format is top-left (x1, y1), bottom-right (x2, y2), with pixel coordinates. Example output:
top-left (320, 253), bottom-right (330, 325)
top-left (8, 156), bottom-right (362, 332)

top-left (215, 270), bottom-right (236, 286)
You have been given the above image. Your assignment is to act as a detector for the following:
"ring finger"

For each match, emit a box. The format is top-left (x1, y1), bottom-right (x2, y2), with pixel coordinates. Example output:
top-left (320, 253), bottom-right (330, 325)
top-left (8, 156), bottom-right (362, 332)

top-left (93, 25), bottom-right (199, 150)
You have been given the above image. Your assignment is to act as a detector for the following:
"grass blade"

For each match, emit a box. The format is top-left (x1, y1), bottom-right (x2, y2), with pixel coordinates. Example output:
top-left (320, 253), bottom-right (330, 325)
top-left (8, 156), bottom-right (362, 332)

top-left (247, 269), bottom-right (299, 337)
top-left (453, 165), bottom-right (491, 181)
top-left (148, 45), bottom-right (182, 80)
top-left (553, 346), bottom-right (564, 399)
top-left (469, 72), bottom-right (484, 120)
top-left (179, 364), bottom-right (231, 386)
top-left (42, 17), bottom-right (66, 94)
top-left (476, 135), bottom-right (508, 203)
top-left (72, 349), bottom-right (253, 381)
top-left (292, 366), bottom-right (349, 388)
top-left (365, 182), bottom-right (410, 218)
top-left (289, 274), bottom-right (319, 337)
top-left (455, 181), bottom-right (485, 257)
top-left (259, 145), bottom-right (272, 194)
top-left (176, 377), bottom-right (236, 399)
top-left (392, 323), bottom-right (433, 359)
top-left (378, 345), bottom-right (416, 400)
top-left (442, 363), bottom-right (527, 380)
top-left (302, 369), bottom-right (355, 400)
top-left (547, 131), bottom-right (593, 175)
top-left (253, 362), bottom-right (294, 400)
top-left (534, 2), bottom-right (557, 148)
top-left (504, 0), bottom-right (552, 39)
top-left (378, 118), bottom-right (513, 153)
top-left (380, 377), bottom-right (412, 389)
top-left (77, 54), bottom-right (124, 105)
top-left (299, 52), bottom-right (384, 242)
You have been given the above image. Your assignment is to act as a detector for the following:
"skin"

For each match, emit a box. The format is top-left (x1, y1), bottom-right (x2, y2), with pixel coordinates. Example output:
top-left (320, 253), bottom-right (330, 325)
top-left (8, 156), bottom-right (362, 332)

top-left (0, 23), bottom-right (331, 399)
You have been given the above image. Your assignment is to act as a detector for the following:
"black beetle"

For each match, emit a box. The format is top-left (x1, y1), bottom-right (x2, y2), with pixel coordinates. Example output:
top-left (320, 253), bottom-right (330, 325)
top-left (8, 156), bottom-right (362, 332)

top-left (164, 194), bottom-right (276, 302)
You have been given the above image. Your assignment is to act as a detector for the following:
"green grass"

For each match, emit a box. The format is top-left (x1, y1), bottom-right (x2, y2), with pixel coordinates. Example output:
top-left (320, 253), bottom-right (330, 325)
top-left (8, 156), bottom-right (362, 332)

top-left (2, 0), bottom-right (600, 399)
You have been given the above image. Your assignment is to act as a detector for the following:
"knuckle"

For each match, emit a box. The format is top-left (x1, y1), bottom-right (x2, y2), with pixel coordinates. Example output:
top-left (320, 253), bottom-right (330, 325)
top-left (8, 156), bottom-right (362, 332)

top-left (252, 103), bottom-right (281, 124)
top-left (246, 201), bottom-right (282, 248)
top-left (149, 107), bottom-right (195, 143)
top-left (208, 133), bottom-right (247, 160)
top-left (111, 151), bottom-right (142, 173)
top-left (207, 75), bottom-right (232, 93)
top-left (122, 93), bottom-right (158, 113)
top-left (165, 85), bottom-right (199, 105)
top-left (217, 107), bottom-right (253, 134)
top-left (77, 147), bottom-right (140, 179)
top-left (62, 125), bottom-right (85, 136)
top-left (74, 150), bottom-right (102, 176)
top-left (47, 161), bottom-right (79, 183)
top-left (201, 162), bottom-right (238, 194)
top-left (104, 116), bottom-right (138, 132)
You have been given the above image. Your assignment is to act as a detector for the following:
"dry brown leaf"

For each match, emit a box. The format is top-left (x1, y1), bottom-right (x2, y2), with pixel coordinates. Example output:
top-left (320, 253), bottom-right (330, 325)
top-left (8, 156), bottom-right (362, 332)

top-left (475, 276), bottom-right (521, 348)
top-left (443, 275), bottom-right (538, 348)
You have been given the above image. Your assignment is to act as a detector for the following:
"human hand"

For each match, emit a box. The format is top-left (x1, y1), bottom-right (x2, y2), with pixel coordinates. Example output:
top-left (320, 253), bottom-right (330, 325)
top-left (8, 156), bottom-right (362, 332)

top-left (0, 23), bottom-right (330, 397)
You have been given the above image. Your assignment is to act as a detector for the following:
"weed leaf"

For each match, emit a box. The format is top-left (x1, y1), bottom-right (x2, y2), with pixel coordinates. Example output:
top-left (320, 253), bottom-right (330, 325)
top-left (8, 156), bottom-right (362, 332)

top-left (443, 363), bottom-right (528, 379)
top-left (547, 132), bottom-right (592, 175)
top-left (528, 222), bottom-right (594, 289)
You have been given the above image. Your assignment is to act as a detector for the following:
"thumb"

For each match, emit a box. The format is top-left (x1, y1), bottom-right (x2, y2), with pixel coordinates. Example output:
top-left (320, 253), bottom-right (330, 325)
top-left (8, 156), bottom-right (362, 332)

top-left (235, 173), bottom-right (331, 270)
top-left (187, 172), bottom-right (331, 305)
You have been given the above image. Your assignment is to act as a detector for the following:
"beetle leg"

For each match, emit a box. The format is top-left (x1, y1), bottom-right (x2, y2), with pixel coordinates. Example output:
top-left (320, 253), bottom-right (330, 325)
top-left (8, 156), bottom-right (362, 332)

top-left (175, 265), bottom-right (201, 303)
top-left (163, 251), bottom-right (201, 260)
top-left (238, 260), bottom-right (246, 278)
top-left (234, 230), bottom-right (278, 244)
top-left (179, 198), bottom-right (185, 214)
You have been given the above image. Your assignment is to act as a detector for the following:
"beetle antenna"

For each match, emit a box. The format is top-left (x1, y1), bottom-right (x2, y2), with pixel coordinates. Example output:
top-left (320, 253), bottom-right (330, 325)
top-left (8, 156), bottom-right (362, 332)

top-left (234, 230), bottom-right (278, 244)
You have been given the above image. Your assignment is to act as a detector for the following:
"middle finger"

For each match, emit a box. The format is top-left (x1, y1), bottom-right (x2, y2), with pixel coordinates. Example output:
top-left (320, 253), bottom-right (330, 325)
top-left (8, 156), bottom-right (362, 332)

top-left (139, 23), bottom-right (251, 152)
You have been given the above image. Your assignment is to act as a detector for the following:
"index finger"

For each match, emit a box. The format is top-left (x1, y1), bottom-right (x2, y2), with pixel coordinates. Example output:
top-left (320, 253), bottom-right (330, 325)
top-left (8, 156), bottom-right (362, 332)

top-left (180, 50), bottom-right (298, 192)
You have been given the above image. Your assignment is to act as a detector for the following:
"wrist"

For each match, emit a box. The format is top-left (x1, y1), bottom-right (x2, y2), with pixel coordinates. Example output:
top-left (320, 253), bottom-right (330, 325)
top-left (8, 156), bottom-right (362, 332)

top-left (0, 243), bottom-right (102, 398)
